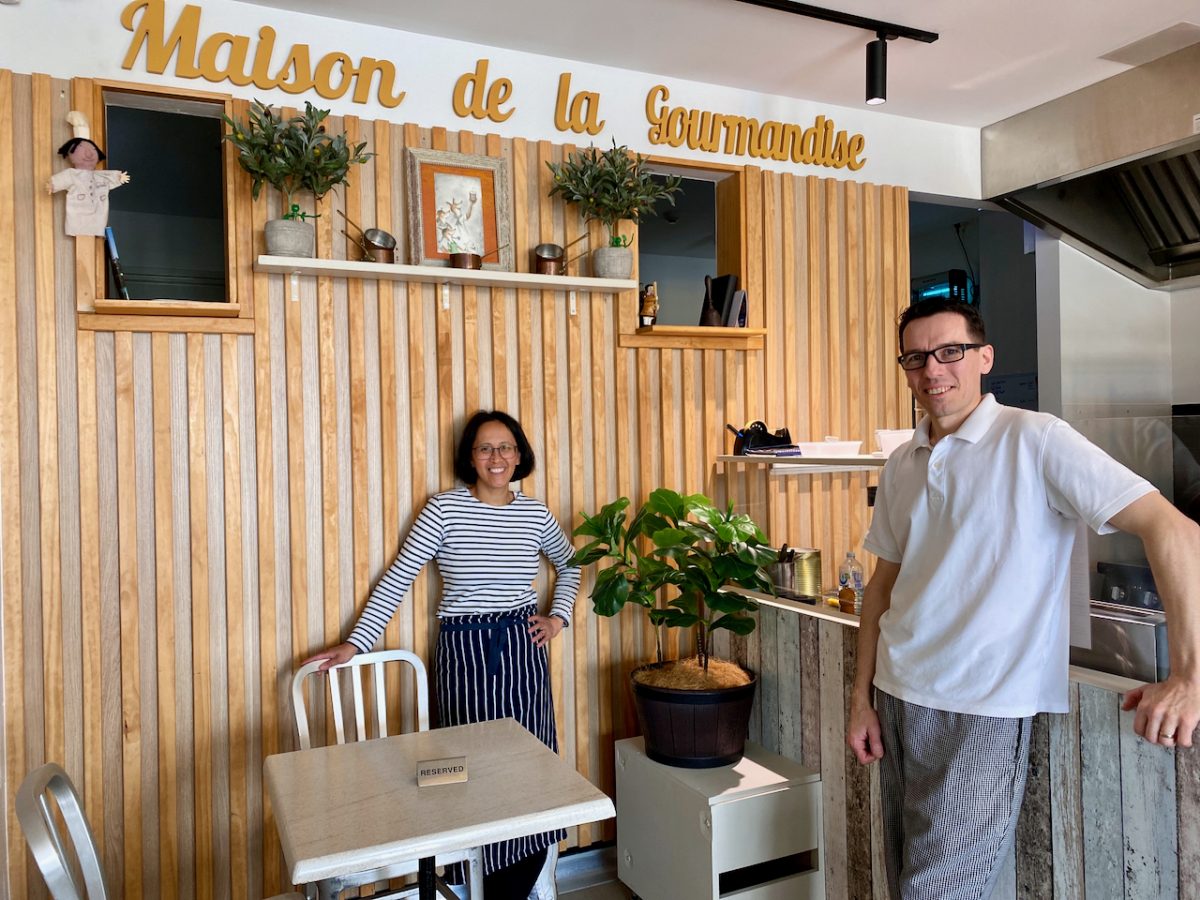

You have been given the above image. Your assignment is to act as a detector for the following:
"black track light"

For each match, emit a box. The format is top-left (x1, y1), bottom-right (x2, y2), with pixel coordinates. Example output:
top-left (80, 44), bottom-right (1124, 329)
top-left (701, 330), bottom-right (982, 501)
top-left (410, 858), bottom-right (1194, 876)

top-left (866, 36), bottom-right (888, 106)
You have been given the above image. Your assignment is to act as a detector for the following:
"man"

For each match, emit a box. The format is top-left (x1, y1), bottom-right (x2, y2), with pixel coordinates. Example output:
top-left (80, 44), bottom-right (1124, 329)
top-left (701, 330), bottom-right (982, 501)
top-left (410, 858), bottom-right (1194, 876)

top-left (847, 297), bottom-right (1200, 900)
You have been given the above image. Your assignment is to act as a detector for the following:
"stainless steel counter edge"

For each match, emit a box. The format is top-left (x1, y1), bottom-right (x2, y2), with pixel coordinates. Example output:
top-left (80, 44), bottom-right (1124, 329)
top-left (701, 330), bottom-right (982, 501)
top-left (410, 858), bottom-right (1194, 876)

top-left (735, 587), bottom-right (1145, 695)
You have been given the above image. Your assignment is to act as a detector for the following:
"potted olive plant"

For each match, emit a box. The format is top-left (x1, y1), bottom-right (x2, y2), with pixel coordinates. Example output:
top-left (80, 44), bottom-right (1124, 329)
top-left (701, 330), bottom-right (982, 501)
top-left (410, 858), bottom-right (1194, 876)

top-left (224, 100), bottom-right (372, 258)
top-left (547, 140), bottom-right (682, 279)
top-left (571, 488), bottom-right (776, 767)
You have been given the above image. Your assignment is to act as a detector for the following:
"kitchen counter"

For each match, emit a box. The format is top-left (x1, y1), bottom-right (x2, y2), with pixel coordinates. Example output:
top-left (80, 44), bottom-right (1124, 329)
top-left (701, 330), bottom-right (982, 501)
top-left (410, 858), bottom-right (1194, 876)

top-left (737, 587), bottom-right (1145, 694)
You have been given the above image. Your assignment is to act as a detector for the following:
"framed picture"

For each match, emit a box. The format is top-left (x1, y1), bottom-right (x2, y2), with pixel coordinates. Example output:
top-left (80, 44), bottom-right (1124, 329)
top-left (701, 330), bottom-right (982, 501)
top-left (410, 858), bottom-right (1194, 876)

top-left (406, 148), bottom-right (513, 271)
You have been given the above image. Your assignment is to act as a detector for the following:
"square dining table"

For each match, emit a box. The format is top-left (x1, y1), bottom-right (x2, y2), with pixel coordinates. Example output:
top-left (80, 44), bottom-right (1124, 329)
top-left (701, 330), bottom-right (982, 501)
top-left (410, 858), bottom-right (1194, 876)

top-left (265, 717), bottom-right (616, 899)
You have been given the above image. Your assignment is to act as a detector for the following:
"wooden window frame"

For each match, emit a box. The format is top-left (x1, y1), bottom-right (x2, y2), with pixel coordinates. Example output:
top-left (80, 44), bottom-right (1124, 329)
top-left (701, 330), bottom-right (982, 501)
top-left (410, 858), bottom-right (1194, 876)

top-left (620, 155), bottom-right (761, 350)
top-left (79, 79), bottom-right (243, 324)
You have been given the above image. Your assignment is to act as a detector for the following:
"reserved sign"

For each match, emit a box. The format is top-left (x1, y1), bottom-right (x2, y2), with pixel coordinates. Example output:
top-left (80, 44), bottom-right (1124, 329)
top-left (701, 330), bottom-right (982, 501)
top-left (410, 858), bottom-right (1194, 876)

top-left (417, 756), bottom-right (468, 787)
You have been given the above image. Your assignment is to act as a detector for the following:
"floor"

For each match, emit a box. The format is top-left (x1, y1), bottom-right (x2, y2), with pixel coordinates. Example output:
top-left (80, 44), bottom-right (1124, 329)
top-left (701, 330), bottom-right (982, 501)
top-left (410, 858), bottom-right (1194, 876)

top-left (561, 884), bottom-right (632, 899)
top-left (556, 847), bottom-right (633, 899)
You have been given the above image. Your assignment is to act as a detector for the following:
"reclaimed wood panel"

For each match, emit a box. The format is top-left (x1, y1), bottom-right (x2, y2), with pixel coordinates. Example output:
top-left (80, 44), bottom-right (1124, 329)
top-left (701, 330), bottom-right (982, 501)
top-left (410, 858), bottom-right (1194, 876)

top-left (752, 606), bottom-right (1198, 900)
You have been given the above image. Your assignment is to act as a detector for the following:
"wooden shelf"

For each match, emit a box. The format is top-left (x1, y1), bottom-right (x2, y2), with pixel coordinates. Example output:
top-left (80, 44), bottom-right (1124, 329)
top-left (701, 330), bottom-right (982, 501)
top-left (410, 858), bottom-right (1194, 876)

top-left (92, 298), bottom-right (241, 318)
top-left (255, 256), bottom-right (638, 293)
top-left (718, 453), bottom-right (885, 474)
top-left (618, 325), bottom-right (766, 350)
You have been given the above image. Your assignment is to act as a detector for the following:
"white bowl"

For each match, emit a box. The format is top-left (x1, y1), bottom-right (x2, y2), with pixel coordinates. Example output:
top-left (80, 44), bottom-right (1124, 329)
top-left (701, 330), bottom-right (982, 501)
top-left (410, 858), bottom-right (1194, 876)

top-left (875, 428), bottom-right (915, 457)
top-left (792, 439), bottom-right (863, 457)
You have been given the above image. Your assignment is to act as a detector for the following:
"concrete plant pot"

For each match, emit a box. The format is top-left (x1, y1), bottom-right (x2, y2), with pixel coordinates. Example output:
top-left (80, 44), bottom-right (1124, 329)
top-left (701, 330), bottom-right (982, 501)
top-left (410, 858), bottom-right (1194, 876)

top-left (592, 246), bottom-right (633, 279)
top-left (265, 218), bottom-right (315, 258)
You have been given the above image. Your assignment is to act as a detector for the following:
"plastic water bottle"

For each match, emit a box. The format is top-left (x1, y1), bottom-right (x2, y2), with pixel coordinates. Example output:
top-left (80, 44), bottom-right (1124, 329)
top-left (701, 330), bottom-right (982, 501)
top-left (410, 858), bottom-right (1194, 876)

top-left (838, 551), bottom-right (864, 615)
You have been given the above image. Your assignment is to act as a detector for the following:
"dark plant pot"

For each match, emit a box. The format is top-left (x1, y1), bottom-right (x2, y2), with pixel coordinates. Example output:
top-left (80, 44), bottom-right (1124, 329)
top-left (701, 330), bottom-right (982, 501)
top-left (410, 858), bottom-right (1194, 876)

top-left (631, 662), bottom-right (757, 768)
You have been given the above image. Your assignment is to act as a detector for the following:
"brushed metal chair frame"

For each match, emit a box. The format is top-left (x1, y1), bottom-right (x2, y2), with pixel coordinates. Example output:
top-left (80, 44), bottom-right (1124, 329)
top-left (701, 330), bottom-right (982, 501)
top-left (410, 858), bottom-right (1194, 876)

top-left (17, 763), bottom-right (108, 900)
top-left (291, 650), bottom-right (484, 899)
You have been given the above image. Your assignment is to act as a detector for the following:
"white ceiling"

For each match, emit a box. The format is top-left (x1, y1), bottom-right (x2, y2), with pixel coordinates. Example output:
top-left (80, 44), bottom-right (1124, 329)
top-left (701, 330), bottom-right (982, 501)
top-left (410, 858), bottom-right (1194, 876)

top-left (238, 0), bottom-right (1200, 127)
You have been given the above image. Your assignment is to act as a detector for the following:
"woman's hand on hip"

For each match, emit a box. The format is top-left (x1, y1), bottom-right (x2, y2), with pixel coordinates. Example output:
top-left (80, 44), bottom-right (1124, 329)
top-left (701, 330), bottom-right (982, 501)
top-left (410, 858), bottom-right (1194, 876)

top-left (527, 614), bottom-right (564, 647)
top-left (301, 642), bottom-right (358, 672)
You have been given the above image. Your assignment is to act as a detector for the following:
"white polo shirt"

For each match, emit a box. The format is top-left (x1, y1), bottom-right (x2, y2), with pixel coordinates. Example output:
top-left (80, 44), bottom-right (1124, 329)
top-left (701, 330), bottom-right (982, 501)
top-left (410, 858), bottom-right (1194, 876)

top-left (864, 395), bottom-right (1154, 717)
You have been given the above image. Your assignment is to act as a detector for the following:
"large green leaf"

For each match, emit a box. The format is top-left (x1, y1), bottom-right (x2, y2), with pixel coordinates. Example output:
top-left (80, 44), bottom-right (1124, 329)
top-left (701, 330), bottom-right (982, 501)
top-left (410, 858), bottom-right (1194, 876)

top-left (706, 590), bottom-right (757, 614)
top-left (591, 567), bottom-right (630, 617)
top-left (645, 488), bottom-right (686, 520)
top-left (569, 540), bottom-right (609, 567)
top-left (710, 613), bottom-right (757, 635)
top-left (651, 527), bottom-right (693, 549)
top-left (649, 608), bottom-right (700, 628)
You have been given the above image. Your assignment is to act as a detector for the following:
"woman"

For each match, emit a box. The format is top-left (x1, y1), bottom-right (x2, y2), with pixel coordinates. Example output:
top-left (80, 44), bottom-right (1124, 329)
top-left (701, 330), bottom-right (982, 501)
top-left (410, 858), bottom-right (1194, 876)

top-left (304, 410), bottom-right (579, 898)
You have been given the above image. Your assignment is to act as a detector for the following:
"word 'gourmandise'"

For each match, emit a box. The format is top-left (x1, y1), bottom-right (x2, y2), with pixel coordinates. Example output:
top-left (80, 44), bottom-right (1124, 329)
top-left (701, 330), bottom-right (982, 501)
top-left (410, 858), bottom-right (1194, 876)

top-left (120, 0), bottom-right (406, 107)
top-left (646, 85), bottom-right (866, 171)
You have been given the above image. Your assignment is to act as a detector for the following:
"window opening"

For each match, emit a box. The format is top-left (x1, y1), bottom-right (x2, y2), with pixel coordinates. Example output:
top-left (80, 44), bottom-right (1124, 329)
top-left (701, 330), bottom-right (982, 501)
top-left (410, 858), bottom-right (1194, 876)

top-left (102, 90), bottom-right (228, 303)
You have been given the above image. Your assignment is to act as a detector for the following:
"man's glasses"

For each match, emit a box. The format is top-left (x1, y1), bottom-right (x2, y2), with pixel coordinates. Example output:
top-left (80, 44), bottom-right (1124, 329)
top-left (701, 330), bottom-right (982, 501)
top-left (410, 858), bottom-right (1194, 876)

top-left (473, 443), bottom-right (518, 460)
top-left (897, 343), bottom-right (984, 371)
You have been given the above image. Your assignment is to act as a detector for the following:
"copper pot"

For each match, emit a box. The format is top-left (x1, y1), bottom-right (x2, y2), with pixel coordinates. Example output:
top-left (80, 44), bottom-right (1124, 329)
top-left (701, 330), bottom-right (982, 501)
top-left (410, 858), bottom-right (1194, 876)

top-left (533, 236), bottom-right (587, 276)
top-left (448, 252), bottom-right (483, 270)
top-left (448, 243), bottom-right (508, 270)
top-left (338, 210), bottom-right (397, 263)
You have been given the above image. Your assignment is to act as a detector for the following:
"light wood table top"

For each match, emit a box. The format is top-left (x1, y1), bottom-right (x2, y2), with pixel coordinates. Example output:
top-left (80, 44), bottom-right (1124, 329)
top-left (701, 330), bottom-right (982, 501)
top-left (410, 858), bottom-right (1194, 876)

top-left (265, 717), bottom-right (615, 887)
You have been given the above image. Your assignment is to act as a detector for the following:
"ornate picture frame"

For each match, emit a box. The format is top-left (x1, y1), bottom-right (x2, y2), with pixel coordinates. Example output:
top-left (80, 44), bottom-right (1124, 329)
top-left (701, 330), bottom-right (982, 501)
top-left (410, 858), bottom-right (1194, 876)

top-left (406, 148), bottom-right (513, 271)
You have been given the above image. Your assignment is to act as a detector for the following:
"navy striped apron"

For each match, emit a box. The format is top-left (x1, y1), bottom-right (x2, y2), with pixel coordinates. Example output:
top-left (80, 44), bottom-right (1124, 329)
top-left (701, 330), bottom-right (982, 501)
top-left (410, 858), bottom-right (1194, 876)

top-left (436, 603), bottom-right (565, 876)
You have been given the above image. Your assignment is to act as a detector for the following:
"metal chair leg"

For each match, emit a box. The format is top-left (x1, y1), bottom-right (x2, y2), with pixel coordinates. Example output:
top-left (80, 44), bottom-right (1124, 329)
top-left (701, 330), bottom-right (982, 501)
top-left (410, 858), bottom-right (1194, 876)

top-left (466, 847), bottom-right (485, 899)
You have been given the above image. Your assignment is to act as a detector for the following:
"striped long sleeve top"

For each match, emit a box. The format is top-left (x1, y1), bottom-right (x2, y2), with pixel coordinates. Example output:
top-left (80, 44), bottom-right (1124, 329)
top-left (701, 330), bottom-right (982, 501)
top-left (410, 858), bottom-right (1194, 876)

top-left (347, 487), bottom-right (581, 653)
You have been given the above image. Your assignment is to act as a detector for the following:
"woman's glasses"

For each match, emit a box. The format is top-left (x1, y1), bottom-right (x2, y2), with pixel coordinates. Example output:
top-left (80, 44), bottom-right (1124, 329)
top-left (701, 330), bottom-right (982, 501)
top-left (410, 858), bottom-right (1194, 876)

top-left (897, 343), bottom-right (984, 371)
top-left (473, 443), bottom-right (518, 460)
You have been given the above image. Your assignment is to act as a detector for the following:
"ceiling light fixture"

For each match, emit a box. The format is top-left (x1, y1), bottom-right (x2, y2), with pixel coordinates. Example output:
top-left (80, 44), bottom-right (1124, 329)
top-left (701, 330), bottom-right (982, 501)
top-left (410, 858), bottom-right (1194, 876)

top-left (866, 34), bottom-right (888, 105)
top-left (732, 0), bottom-right (938, 106)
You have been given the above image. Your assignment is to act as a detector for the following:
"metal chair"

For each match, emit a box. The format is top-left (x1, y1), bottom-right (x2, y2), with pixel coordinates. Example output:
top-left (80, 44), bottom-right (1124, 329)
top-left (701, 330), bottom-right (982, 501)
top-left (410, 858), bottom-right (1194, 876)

top-left (16, 763), bottom-right (108, 899)
top-left (291, 650), bottom-right (484, 899)
top-left (17, 763), bottom-right (303, 900)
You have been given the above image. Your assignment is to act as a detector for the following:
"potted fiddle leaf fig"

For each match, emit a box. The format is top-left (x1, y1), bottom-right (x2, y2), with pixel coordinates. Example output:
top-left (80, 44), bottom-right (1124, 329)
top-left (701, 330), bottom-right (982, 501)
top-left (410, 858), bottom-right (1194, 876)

top-left (224, 99), bottom-right (372, 258)
top-left (571, 488), bottom-right (776, 767)
top-left (547, 140), bottom-right (682, 279)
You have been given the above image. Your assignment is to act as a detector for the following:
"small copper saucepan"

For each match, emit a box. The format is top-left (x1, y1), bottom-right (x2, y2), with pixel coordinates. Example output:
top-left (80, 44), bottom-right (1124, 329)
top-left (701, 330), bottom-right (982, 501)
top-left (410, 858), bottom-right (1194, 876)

top-left (339, 210), bottom-right (397, 264)
top-left (448, 243), bottom-right (508, 270)
top-left (533, 234), bottom-right (588, 275)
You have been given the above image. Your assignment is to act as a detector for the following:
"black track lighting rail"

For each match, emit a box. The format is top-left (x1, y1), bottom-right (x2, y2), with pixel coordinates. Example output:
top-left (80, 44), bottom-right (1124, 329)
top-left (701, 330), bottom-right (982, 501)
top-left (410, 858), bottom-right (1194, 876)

top-left (731, 0), bottom-right (938, 43)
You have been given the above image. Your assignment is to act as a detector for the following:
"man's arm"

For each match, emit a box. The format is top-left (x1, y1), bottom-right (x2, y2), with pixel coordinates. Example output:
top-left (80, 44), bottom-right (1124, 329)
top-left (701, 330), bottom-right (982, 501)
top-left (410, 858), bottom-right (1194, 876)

top-left (847, 557), bottom-right (901, 764)
top-left (1108, 492), bottom-right (1200, 747)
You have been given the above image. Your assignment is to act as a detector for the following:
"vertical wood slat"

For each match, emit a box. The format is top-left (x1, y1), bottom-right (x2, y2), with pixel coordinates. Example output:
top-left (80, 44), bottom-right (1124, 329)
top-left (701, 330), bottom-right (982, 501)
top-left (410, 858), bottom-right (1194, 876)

top-left (0, 65), bottom-right (27, 900)
top-left (151, 332), bottom-right (179, 895)
top-left (33, 75), bottom-right (64, 785)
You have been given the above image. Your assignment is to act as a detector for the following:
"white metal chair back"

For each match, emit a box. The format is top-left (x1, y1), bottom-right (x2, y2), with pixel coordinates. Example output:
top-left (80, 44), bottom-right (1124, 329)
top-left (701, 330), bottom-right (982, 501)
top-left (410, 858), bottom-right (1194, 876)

top-left (292, 649), bottom-right (430, 750)
top-left (16, 763), bottom-right (108, 900)
top-left (290, 650), bottom-right (482, 898)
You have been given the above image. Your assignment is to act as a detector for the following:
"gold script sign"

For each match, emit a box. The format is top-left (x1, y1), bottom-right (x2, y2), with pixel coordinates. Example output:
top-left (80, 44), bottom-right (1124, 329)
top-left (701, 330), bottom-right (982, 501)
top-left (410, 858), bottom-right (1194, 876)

top-left (119, 0), bottom-right (407, 107)
top-left (645, 85), bottom-right (867, 171)
top-left (117, 2), bottom-right (870, 170)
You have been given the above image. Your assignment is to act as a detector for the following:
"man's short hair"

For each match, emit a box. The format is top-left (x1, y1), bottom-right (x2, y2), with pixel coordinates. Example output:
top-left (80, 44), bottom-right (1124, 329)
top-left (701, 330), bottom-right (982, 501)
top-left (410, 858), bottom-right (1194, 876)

top-left (453, 409), bottom-right (536, 484)
top-left (897, 299), bottom-right (986, 351)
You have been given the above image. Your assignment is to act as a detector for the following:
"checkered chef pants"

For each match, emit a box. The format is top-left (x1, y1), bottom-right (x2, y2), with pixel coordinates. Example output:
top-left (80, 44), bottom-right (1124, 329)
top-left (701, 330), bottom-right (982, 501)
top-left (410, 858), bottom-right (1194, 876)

top-left (876, 690), bottom-right (1033, 900)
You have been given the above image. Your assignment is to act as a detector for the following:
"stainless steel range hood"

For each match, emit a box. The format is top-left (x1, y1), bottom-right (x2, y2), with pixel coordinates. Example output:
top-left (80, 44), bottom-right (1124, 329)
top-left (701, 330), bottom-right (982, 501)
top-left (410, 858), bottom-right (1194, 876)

top-left (982, 41), bottom-right (1200, 290)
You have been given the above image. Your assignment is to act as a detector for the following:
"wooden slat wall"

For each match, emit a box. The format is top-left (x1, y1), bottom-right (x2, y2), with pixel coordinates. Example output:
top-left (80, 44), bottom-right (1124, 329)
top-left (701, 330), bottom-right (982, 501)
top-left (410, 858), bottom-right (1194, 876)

top-left (1, 70), bottom-right (912, 898)
top-left (750, 606), bottom-right (1200, 900)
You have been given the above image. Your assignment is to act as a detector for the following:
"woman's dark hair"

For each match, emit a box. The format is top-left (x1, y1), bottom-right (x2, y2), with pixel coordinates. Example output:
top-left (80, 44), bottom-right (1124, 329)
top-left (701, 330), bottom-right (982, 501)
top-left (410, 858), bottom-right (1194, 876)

top-left (897, 298), bottom-right (986, 351)
top-left (454, 410), bottom-right (535, 484)
top-left (56, 137), bottom-right (106, 162)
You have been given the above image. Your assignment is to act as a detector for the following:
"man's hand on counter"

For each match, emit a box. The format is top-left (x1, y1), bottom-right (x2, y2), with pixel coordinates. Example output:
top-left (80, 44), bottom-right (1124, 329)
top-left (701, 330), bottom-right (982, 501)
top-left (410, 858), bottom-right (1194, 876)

top-left (847, 699), bottom-right (886, 765)
top-left (1122, 676), bottom-right (1200, 749)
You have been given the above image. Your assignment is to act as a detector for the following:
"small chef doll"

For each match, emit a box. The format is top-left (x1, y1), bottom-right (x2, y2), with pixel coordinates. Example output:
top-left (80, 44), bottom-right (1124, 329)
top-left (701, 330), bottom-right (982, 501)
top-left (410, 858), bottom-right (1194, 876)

top-left (46, 112), bottom-right (130, 237)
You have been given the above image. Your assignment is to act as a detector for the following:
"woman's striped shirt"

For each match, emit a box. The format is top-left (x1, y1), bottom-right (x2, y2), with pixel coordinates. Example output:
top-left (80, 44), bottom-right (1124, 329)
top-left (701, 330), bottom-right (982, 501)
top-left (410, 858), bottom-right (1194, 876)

top-left (347, 487), bottom-right (581, 653)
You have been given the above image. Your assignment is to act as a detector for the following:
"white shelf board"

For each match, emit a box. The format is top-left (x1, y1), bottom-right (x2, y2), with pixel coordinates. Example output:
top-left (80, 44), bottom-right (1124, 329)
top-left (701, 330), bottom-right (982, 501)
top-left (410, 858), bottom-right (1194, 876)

top-left (718, 453), bottom-right (886, 474)
top-left (256, 255), bottom-right (638, 293)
